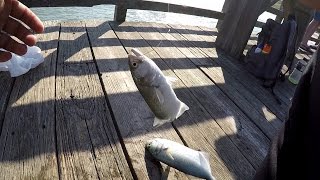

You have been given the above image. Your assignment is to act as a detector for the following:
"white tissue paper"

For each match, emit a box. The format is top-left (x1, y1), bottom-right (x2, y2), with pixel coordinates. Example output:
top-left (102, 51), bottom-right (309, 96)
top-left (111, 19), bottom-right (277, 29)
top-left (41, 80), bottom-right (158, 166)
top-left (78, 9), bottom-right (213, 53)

top-left (0, 46), bottom-right (44, 77)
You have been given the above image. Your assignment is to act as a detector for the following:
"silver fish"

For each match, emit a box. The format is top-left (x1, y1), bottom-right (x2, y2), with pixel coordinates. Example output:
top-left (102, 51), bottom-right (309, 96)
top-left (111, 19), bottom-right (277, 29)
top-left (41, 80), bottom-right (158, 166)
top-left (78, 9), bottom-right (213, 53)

top-left (146, 138), bottom-right (215, 180)
top-left (128, 48), bottom-right (189, 127)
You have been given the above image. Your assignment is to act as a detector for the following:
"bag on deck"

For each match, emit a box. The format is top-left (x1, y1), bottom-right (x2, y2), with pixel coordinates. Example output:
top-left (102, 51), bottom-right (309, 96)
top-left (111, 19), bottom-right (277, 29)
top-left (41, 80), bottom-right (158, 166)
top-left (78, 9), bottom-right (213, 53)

top-left (244, 17), bottom-right (297, 103)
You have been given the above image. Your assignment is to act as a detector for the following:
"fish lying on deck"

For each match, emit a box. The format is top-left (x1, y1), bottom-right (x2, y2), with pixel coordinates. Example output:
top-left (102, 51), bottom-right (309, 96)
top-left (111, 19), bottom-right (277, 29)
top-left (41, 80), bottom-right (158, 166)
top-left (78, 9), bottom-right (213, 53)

top-left (128, 48), bottom-right (189, 127)
top-left (146, 138), bottom-right (215, 180)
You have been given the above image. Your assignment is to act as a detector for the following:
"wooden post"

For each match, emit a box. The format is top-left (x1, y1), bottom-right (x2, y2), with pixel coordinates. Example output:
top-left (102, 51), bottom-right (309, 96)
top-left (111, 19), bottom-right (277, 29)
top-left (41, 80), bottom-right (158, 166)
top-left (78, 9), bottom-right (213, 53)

top-left (114, 0), bottom-right (127, 22)
top-left (216, 0), bottom-right (270, 59)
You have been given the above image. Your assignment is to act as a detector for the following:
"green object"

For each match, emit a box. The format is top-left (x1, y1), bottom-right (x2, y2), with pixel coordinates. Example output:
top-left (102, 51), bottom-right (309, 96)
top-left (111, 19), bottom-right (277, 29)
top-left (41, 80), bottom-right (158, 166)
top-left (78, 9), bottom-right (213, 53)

top-left (288, 60), bottom-right (307, 85)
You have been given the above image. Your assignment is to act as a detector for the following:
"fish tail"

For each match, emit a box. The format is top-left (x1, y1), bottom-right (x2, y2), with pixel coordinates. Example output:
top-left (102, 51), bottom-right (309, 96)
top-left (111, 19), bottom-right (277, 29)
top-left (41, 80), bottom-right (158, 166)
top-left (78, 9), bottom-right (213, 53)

top-left (207, 175), bottom-right (216, 180)
top-left (199, 152), bottom-right (215, 180)
top-left (176, 101), bottom-right (189, 119)
top-left (153, 117), bottom-right (172, 127)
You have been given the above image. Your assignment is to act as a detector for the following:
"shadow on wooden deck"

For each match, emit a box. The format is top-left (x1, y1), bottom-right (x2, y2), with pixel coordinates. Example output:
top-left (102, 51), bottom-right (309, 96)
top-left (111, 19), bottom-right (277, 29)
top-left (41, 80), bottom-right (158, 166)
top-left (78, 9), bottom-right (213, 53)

top-left (0, 20), bottom-right (296, 179)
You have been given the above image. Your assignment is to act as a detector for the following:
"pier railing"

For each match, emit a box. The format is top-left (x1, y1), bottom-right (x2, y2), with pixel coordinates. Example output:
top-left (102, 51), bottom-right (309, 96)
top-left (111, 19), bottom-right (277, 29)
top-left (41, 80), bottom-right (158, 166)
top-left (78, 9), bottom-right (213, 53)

top-left (21, 0), bottom-right (282, 28)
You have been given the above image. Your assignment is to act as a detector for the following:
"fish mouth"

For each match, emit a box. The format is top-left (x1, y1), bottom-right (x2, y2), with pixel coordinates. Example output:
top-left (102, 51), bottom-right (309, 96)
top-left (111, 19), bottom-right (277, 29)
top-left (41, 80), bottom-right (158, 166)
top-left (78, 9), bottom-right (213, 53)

top-left (145, 139), bottom-right (154, 149)
top-left (131, 48), bottom-right (144, 57)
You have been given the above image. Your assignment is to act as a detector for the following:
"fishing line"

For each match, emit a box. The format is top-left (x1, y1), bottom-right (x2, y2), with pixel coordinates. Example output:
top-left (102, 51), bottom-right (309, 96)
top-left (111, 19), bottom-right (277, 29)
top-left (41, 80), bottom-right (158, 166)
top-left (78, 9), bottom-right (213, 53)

top-left (144, 3), bottom-right (172, 56)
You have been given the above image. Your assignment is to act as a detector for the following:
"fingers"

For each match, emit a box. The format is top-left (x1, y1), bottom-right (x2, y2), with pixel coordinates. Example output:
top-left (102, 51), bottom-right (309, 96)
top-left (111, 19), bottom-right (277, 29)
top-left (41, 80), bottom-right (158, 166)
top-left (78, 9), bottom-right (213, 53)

top-left (10, 0), bottom-right (44, 33)
top-left (0, 50), bottom-right (12, 62)
top-left (0, 32), bottom-right (27, 56)
top-left (0, 0), bottom-right (12, 29)
top-left (2, 17), bottom-right (37, 46)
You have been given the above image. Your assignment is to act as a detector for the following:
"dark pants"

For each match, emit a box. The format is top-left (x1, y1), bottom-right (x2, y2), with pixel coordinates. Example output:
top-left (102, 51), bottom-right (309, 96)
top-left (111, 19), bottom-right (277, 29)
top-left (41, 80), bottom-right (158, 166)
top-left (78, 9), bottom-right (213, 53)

top-left (254, 50), bottom-right (320, 179)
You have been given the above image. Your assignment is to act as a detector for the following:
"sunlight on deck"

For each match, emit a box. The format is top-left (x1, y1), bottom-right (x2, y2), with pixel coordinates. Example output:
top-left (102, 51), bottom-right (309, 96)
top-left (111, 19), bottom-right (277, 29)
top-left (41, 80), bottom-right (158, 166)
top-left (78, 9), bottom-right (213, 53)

top-left (0, 20), bottom-right (296, 180)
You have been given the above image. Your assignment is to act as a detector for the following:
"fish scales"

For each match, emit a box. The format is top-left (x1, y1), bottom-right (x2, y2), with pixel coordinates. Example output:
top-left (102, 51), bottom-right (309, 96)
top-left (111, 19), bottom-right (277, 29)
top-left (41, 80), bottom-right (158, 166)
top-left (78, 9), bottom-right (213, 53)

top-left (128, 48), bottom-right (189, 127)
top-left (146, 138), bottom-right (215, 180)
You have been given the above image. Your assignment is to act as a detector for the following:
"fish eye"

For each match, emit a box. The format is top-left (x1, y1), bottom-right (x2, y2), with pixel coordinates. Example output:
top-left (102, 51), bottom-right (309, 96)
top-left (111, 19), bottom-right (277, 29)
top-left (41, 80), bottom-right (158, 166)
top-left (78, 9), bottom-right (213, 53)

top-left (132, 62), bottom-right (137, 67)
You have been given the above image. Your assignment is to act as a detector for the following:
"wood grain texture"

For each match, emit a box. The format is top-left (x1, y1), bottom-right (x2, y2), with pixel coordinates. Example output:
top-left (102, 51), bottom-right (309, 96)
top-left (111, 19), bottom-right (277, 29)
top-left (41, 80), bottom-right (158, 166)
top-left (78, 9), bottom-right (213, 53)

top-left (110, 21), bottom-right (259, 179)
top-left (129, 21), bottom-right (270, 170)
top-left (151, 23), bottom-right (283, 136)
top-left (204, 25), bottom-right (297, 101)
top-left (0, 21), bottom-right (60, 180)
top-left (55, 21), bottom-right (132, 179)
top-left (112, 22), bottom-right (254, 179)
top-left (0, 20), bottom-right (296, 180)
top-left (198, 26), bottom-right (296, 101)
top-left (171, 24), bottom-right (290, 121)
top-left (216, 0), bottom-right (269, 58)
top-left (86, 20), bottom-right (190, 180)
top-left (0, 72), bottom-right (14, 131)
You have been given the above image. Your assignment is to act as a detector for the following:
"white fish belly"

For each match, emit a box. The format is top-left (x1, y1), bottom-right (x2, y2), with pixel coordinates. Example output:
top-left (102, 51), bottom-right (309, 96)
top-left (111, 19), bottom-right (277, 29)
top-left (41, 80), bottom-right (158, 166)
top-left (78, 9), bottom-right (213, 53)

top-left (136, 78), bottom-right (182, 120)
top-left (155, 139), bottom-right (212, 179)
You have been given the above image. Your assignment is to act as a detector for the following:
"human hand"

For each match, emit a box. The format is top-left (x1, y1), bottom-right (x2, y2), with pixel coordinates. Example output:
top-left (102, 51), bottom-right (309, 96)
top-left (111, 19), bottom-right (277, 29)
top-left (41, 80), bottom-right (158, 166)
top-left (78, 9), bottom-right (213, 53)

top-left (0, 0), bottom-right (44, 62)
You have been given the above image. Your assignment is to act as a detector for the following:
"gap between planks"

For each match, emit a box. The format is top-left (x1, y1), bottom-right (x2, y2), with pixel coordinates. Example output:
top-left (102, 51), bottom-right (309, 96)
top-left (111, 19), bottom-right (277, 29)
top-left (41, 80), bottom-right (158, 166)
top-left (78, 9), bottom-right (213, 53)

top-left (109, 21), bottom-right (271, 179)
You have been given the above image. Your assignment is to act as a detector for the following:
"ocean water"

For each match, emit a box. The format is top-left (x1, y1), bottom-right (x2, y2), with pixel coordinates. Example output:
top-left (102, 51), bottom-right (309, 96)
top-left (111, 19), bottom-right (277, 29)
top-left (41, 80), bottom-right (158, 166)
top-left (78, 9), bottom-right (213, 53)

top-left (30, 0), bottom-right (276, 33)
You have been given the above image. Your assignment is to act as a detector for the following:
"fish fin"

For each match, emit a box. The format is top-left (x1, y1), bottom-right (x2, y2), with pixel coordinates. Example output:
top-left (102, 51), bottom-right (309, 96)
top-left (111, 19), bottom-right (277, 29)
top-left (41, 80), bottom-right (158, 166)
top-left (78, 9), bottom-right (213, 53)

top-left (165, 76), bottom-right (177, 85)
top-left (164, 147), bottom-right (174, 161)
top-left (161, 166), bottom-right (171, 180)
top-left (176, 102), bottom-right (189, 119)
top-left (199, 151), bottom-right (213, 177)
top-left (153, 117), bottom-right (172, 127)
top-left (155, 88), bottom-right (165, 104)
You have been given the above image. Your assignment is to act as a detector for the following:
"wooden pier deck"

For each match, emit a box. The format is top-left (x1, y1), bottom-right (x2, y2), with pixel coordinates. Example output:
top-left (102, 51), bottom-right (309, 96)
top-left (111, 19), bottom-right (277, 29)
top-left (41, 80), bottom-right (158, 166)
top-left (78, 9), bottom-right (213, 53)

top-left (0, 20), bottom-right (296, 180)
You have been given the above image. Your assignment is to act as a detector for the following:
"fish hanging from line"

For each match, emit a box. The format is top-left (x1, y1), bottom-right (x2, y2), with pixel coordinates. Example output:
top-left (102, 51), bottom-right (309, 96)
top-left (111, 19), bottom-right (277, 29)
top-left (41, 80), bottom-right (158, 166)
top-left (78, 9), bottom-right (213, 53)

top-left (128, 48), bottom-right (189, 127)
top-left (145, 138), bottom-right (215, 180)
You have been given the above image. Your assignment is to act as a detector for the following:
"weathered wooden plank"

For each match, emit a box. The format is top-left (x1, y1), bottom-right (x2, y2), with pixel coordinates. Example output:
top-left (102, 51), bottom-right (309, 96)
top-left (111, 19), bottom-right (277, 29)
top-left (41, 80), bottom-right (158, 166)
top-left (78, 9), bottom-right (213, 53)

top-left (0, 73), bottom-right (14, 131)
top-left (172, 24), bottom-right (290, 121)
top-left (255, 21), bottom-right (266, 29)
top-left (267, 6), bottom-right (282, 16)
top-left (151, 23), bottom-right (283, 136)
top-left (110, 21), bottom-right (256, 179)
top-left (0, 21), bottom-right (60, 179)
top-left (85, 20), bottom-right (191, 180)
top-left (205, 23), bottom-right (294, 104)
top-left (56, 21), bottom-right (132, 179)
top-left (199, 25), bottom-right (296, 111)
top-left (130, 21), bottom-right (270, 170)
top-left (217, 0), bottom-right (269, 58)
top-left (202, 26), bottom-right (295, 99)
top-left (310, 36), bottom-right (320, 44)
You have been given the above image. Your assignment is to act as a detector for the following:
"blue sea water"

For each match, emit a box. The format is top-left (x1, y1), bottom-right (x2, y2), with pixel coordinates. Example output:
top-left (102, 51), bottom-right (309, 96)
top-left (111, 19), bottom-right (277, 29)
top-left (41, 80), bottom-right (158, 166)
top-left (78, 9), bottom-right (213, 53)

top-left (30, 1), bottom-right (276, 33)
